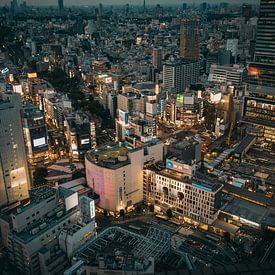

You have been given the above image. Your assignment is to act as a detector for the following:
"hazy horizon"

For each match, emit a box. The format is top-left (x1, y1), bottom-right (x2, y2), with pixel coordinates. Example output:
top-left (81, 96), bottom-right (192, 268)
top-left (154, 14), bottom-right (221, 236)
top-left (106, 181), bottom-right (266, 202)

top-left (0, 0), bottom-right (260, 7)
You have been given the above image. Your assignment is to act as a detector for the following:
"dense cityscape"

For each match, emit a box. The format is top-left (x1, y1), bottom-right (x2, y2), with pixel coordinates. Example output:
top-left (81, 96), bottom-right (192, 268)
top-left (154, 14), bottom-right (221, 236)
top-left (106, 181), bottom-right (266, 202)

top-left (0, 0), bottom-right (275, 274)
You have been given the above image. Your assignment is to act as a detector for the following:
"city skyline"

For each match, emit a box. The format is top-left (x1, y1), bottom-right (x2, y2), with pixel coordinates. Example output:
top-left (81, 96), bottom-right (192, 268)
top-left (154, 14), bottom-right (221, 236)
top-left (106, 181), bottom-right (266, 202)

top-left (0, 0), bottom-right (260, 7)
top-left (0, 0), bottom-right (275, 274)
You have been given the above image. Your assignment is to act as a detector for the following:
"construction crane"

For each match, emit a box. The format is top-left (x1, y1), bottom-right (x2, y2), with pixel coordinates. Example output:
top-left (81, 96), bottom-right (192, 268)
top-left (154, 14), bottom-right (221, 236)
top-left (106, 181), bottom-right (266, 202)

top-left (226, 111), bottom-right (236, 146)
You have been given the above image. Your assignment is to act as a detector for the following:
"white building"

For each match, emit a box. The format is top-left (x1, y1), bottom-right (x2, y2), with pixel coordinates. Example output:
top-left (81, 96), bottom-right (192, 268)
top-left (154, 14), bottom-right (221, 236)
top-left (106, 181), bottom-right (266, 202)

top-left (144, 159), bottom-right (223, 225)
top-left (226, 39), bottom-right (238, 58)
top-left (208, 64), bottom-right (247, 86)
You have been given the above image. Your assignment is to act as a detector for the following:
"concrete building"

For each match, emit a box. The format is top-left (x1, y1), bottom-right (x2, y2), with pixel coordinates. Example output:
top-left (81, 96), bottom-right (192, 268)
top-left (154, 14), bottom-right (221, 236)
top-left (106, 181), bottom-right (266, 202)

top-left (208, 64), bottom-right (247, 86)
top-left (22, 104), bottom-right (48, 164)
top-left (152, 48), bottom-right (162, 70)
top-left (163, 60), bottom-right (200, 92)
top-left (180, 17), bottom-right (200, 61)
top-left (64, 113), bottom-right (96, 160)
top-left (59, 196), bottom-right (97, 259)
top-left (144, 160), bottom-right (223, 225)
top-left (242, 0), bottom-right (275, 142)
top-left (0, 186), bottom-right (96, 274)
top-left (85, 140), bottom-right (163, 212)
top-left (0, 92), bottom-right (30, 207)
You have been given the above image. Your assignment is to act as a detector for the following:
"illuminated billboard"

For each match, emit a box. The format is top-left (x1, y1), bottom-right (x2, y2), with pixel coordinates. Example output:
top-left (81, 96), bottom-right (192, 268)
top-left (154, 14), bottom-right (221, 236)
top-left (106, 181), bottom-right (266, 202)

top-left (118, 109), bottom-right (129, 125)
top-left (33, 137), bottom-right (46, 147)
top-left (176, 94), bottom-right (184, 105)
top-left (81, 138), bottom-right (90, 145)
top-left (27, 72), bottom-right (37, 79)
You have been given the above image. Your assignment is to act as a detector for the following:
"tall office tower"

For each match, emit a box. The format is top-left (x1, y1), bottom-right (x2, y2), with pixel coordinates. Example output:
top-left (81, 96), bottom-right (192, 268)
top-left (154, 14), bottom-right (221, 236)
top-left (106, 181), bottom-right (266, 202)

top-left (10, 0), bottom-right (18, 14)
top-left (143, 0), bottom-right (146, 11)
top-left (254, 0), bottom-right (275, 64)
top-left (0, 92), bottom-right (30, 207)
top-left (163, 60), bottom-right (200, 92)
top-left (242, 0), bottom-right (275, 143)
top-left (99, 3), bottom-right (103, 16)
top-left (242, 4), bottom-right (253, 22)
top-left (58, 0), bottom-right (64, 11)
top-left (180, 17), bottom-right (200, 61)
top-left (200, 2), bottom-right (207, 11)
top-left (152, 48), bottom-right (162, 69)
top-left (182, 3), bottom-right (187, 11)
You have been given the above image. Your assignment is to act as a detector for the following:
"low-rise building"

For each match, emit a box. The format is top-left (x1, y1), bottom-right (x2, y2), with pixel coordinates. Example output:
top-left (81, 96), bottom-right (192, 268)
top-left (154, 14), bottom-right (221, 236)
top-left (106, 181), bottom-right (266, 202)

top-left (0, 186), bottom-right (97, 275)
top-left (144, 160), bottom-right (223, 225)
top-left (85, 140), bottom-right (163, 212)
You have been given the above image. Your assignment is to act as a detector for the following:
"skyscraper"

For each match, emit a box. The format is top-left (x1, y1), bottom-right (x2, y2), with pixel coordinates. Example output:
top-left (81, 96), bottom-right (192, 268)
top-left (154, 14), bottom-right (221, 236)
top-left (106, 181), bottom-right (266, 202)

top-left (163, 59), bottom-right (200, 92)
top-left (58, 0), bottom-right (64, 11)
top-left (152, 47), bottom-right (162, 69)
top-left (0, 92), bottom-right (30, 206)
top-left (242, 4), bottom-right (253, 22)
top-left (242, 0), bottom-right (275, 143)
top-left (254, 0), bottom-right (275, 64)
top-left (180, 17), bottom-right (200, 61)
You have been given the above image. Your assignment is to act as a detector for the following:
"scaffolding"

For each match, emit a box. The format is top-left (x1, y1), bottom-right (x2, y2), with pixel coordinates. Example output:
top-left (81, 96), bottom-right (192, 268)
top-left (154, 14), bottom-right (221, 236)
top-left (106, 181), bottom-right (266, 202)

top-left (133, 226), bottom-right (171, 262)
top-left (75, 226), bottom-right (171, 264)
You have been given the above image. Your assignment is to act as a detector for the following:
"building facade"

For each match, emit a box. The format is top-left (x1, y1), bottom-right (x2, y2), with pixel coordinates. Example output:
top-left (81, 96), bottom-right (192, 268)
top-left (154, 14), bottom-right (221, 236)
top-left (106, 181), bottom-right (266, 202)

top-left (242, 0), bottom-right (275, 142)
top-left (163, 60), bottom-right (200, 92)
top-left (144, 160), bottom-right (223, 225)
top-left (0, 92), bottom-right (30, 207)
top-left (180, 17), bottom-right (200, 61)
top-left (85, 141), bottom-right (163, 212)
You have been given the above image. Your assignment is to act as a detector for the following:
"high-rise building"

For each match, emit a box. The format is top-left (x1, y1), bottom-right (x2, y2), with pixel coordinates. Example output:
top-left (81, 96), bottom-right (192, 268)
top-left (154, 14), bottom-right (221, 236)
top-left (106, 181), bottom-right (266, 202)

top-left (163, 60), bottom-right (200, 92)
top-left (242, 0), bottom-right (275, 143)
top-left (0, 92), bottom-right (30, 206)
top-left (58, 0), bottom-right (64, 11)
top-left (180, 17), bottom-right (200, 61)
top-left (200, 2), bottom-right (207, 11)
top-left (242, 4), bottom-right (253, 22)
top-left (254, 0), bottom-right (275, 64)
top-left (152, 47), bottom-right (162, 69)
top-left (10, 0), bottom-right (18, 14)
top-left (182, 3), bottom-right (187, 11)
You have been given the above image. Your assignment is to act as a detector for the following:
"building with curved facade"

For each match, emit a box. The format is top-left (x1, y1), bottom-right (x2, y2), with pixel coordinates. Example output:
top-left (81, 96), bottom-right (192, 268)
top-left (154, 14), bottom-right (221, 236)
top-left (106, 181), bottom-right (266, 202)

top-left (85, 140), bottom-right (163, 212)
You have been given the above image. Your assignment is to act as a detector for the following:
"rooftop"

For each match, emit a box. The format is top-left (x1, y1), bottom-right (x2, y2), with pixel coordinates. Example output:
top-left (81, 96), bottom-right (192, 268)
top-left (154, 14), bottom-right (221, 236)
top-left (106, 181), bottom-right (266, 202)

top-left (86, 143), bottom-right (131, 169)
top-left (147, 165), bottom-right (222, 193)
top-left (12, 207), bottom-right (78, 244)
top-left (74, 226), bottom-right (170, 273)
top-left (221, 196), bottom-right (275, 227)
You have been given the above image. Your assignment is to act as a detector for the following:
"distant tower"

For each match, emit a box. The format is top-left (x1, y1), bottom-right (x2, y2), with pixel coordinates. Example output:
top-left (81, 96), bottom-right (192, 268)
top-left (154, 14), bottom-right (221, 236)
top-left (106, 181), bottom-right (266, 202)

top-left (152, 48), bottom-right (162, 69)
top-left (58, 0), bottom-right (64, 11)
top-left (99, 3), bottom-right (103, 16)
top-left (180, 17), bottom-right (200, 61)
top-left (11, 0), bottom-right (18, 14)
top-left (143, 0), bottom-right (146, 11)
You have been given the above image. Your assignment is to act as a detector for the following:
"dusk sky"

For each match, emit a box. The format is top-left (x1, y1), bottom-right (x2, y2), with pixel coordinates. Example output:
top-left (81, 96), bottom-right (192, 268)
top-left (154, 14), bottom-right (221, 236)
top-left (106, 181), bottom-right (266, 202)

top-left (0, 0), bottom-right (259, 7)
